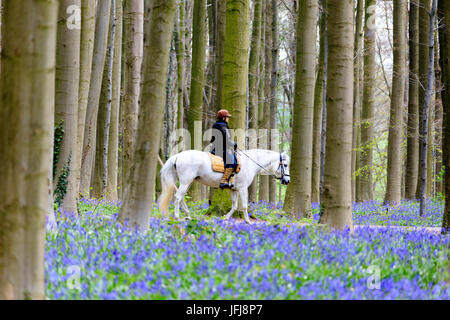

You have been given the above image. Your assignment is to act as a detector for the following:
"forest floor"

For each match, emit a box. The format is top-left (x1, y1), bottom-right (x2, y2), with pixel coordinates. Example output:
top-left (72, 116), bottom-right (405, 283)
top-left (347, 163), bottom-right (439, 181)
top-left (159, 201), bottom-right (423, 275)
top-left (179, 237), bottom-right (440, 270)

top-left (44, 198), bottom-right (450, 299)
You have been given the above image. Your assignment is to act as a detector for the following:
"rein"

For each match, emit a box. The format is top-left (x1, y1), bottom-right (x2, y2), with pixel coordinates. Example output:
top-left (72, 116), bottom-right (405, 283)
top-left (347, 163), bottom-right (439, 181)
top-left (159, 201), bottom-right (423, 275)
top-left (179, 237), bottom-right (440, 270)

top-left (236, 148), bottom-right (289, 181)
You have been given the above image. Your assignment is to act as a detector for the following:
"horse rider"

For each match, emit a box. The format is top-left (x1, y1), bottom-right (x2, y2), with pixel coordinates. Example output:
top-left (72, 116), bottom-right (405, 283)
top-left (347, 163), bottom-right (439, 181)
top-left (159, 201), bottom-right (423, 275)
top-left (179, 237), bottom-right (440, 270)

top-left (210, 109), bottom-right (238, 189)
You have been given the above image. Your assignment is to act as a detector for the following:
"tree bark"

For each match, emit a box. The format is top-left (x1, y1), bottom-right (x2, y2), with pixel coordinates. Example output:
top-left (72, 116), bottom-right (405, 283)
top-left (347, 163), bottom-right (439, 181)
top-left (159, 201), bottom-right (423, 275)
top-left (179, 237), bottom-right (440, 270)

top-left (416, 0), bottom-right (431, 199)
top-left (215, 0), bottom-right (226, 110)
top-left (122, 0), bottom-right (144, 199)
top-left (54, 0), bottom-right (81, 214)
top-left (259, 0), bottom-right (272, 202)
top-left (384, 0), bottom-right (407, 204)
top-left (419, 0), bottom-right (437, 217)
top-left (405, 0), bottom-right (420, 200)
top-left (318, 0), bottom-right (354, 231)
top-left (76, 0), bottom-right (97, 198)
top-left (80, 0), bottom-right (112, 196)
top-left (187, 0), bottom-right (206, 202)
top-left (438, 0), bottom-right (450, 232)
top-left (0, 0), bottom-right (58, 299)
top-left (352, 0), bottom-right (364, 202)
top-left (357, 0), bottom-right (376, 202)
top-left (312, 0), bottom-right (327, 204)
top-left (283, 0), bottom-right (318, 218)
top-left (175, 3), bottom-right (185, 131)
top-left (248, 0), bottom-right (263, 203)
top-left (118, 0), bottom-right (176, 230)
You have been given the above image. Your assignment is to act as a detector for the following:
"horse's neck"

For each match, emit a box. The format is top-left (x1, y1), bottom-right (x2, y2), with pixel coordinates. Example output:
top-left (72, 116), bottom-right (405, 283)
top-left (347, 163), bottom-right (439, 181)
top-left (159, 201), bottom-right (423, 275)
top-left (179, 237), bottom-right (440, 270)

top-left (245, 149), bottom-right (278, 174)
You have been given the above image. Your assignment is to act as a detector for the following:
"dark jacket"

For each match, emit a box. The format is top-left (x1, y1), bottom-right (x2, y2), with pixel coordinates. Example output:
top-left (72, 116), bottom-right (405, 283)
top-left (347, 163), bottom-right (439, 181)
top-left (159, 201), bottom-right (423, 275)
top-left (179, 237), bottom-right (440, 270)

top-left (210, 120), bottom-right (236, 166)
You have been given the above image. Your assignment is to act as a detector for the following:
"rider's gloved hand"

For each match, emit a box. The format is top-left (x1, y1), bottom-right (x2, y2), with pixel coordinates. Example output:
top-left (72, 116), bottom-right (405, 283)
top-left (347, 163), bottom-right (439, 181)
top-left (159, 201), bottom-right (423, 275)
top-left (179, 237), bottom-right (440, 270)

top-left (234, 142), bottom-right (237, 151)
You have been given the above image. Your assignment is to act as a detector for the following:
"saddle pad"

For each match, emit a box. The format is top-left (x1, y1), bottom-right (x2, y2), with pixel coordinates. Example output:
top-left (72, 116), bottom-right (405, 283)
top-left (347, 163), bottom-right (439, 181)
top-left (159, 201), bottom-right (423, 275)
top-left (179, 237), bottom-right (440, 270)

top-left (209, 153), bottom-right (241, 174)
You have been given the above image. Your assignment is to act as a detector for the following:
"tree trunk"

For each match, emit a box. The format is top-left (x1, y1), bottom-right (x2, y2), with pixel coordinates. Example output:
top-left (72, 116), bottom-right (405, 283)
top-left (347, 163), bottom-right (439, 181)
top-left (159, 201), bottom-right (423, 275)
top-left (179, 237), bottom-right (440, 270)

top-left (405, 0), bottom-right (419, 200)
top-left (215, 0), bottom-right (226, 110)
top-left (259, 0), bottom-right (272, 202)
top-left (106, 0), bottom-right (122, 201)
top-left (54, 0), bottom-right (81, 214)
top-left (187, 0), bottom-right (206, 202)
top-left (0, 0), bottom-right (58, 299)
top-left (312, 0), bottom-right (327, 204)
top-left (434, 32), bottom-right (443, 196)
top-left (80, 0), bottom-right (112, 196)
top-left (419, 0), bottom-right (437, 217)
top-left (384, 0), bottom-right (407, 204)
top-left (416, 0), bottom-right (431, 199)
top-left (118, 0), bottom-right (176, 230)
top-left (352, 0), bottom-right (364, 202)
top-left (357, 0), bottom-right (376, 202)
top-left (122, 0), bottom-right (144, 199)
top-left (283, 0), bottom-right (318, 218)
top-left (175, 3), bottom-right (185, 131)
top-left (318, 0), bottom-right (354, 231)
top-left (248, 0), bottom-right (263, 203)
top-left (438, 0), bottom-right (450, 232)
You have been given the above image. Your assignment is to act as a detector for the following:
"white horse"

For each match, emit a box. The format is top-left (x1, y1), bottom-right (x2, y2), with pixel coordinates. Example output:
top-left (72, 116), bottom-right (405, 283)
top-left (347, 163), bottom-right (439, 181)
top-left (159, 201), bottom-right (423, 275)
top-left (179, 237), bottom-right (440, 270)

top-left (158, 149), bottom-right (290, 224)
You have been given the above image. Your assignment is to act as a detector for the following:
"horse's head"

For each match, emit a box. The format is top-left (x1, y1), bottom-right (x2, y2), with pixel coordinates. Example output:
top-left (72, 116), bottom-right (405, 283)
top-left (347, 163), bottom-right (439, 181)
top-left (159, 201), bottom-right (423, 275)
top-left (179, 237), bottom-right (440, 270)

top-left (278, 152), bottom-right (290, 185)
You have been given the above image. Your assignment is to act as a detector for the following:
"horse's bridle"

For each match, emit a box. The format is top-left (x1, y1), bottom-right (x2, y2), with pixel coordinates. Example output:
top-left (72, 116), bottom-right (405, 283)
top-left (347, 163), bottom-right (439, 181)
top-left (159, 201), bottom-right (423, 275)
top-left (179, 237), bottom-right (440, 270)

top-left (237, 148), bottom-right (289, 182)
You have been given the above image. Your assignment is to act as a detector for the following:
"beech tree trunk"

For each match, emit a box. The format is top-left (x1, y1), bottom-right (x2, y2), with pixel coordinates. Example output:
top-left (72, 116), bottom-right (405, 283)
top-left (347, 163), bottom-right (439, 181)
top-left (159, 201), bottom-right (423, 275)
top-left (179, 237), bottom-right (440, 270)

top-left (187, 0), bottom-right (206, 202)
top-left (352, 0), bottom-right (364, 202)
top-left (119, 0), bottom-right (176, 230)
top-left (283, 0), bottom-right (318, 218)
top-left (122, 0), bottom-right (144, 199)
top-left (80, 0), bottom-right (112, 196)
top-left (54, 0), bottom-right (81, 214)
top-left (384, 0), bottom-right (407, 204)
top-left (248, 0), bottom-right (263, 203)
top-left (438, 0), bottom-right (450, 232)
top-left (0, 0), bottom-right (58, 299)
top-left (312, 0), bottom-right (327, 204)
top-left (405, 0), bottom-right (419, 200)
top-left (357, 0), bottom-right (376, 202)
top-left (318, 0), bottom-right (354, 231)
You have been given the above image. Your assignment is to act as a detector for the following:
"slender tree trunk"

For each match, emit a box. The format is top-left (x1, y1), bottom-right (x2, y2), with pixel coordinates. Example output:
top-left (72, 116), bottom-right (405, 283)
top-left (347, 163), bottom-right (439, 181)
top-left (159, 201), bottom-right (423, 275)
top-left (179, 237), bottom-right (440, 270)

top-left (122, 0), bottom-right (144, 199)
top-left (106, 0), bottom-right (122, 201)
top-left (419, 0), bottom-right (437, 217)
top-left (357, 0), bottom-right (376, 202)
top-left (384, 0), bottom-right (407, 204)
top-left (405, 0), bottom-right (420, 200)
top-left (187, 0), bottom-right (206, 202)
top-left (80, 0), bottom-right (112, 196)
top-left (318, 0), bottom-right (354, 231)
top-left (269, 0), bottom-right (279, 203)
top-left (118, 0), bottom-right (176, 230)
top-left (283, 0), bottom-right (318, 218)
top-left (0, 0), bottom-right (58, 299)
top-left (175, 4), bottom-right (185, 131)
top-left (248, 0), bottom-right (263, 203)
top-left (438, 0), bottom-right (450, 232)
top-left (312, 0), bottom-right (327, 204)
top-left (54, 0), bottom-right (81, 214)
top-left (352, 0), bottom-right (364, 202)
top-left (416, 0), bottom-right (431, 199)
top-left (93, 1), bottom-right (116, 199)
top-left (76, 0), bottom-right (97, 199)
top-left (259, 0), bottom-right (272, 202)
top-left (434, 33), bottom-right (443, 196)
top-left (215, 0), bottom-right (226, 110)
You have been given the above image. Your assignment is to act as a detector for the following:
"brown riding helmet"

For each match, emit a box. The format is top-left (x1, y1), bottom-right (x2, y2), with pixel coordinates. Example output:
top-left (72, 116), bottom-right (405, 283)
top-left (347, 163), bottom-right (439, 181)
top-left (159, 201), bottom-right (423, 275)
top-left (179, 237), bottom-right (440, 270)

top-left (217, 109), bottom-right (232, 119)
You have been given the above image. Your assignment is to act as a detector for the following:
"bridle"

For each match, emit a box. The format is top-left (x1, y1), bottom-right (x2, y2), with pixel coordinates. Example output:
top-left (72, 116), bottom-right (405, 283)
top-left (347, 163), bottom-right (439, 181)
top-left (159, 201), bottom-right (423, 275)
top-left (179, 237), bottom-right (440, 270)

top-left (236, 148), bottom-right (290, 182)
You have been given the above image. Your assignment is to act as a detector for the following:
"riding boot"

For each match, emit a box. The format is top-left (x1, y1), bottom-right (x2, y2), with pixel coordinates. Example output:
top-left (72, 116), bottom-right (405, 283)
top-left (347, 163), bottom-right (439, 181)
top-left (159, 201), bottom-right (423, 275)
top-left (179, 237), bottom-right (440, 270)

top-left (220, 167), bottom-right (234, 189)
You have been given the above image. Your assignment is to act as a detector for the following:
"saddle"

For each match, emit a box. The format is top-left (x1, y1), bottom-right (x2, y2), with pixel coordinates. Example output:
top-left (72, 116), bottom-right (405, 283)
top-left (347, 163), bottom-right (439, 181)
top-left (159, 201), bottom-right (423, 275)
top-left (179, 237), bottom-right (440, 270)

top-left (209, 153), bottom-right (241, 174)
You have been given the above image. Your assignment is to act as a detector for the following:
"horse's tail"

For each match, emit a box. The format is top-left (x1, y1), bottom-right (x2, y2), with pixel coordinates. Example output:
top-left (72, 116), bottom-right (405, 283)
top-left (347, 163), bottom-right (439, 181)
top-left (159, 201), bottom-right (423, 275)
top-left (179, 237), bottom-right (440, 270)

top-left (158, 155), bottom-right (178, 215)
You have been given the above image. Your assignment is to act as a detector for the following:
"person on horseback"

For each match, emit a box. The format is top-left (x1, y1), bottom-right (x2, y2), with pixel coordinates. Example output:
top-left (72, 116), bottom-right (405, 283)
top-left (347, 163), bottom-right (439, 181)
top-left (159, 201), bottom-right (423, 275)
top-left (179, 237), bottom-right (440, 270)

top-left (210, 109), bottom-right (238, 189)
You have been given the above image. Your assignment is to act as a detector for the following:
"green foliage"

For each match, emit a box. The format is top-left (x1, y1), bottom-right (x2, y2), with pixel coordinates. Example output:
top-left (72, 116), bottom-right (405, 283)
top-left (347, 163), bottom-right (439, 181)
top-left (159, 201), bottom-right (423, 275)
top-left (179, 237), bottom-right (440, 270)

top-left (53, 120), bottom-right (65, 180)
top-left (55, 152), bottom-right (71, 208)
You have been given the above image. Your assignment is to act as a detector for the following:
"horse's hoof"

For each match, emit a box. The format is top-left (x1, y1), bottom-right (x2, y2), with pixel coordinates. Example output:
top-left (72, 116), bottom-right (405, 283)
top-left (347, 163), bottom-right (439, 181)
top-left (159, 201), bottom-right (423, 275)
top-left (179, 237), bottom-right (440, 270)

top-left (245, 220), bottom-right (252, 225)
top-left (185, 216), bottom-right (192, 221)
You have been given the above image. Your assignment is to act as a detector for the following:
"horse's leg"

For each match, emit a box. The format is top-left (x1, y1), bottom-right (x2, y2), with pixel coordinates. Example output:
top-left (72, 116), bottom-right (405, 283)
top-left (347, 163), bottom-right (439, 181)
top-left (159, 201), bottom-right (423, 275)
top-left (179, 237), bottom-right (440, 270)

top-left (181, 199), bottom-right (191, 220)
top-left (223, 191), bottom-right (239, 221)
top-left (239, 188), bottom-right (251, 224)
top-left (174, 183), bottom-right (191, 220)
